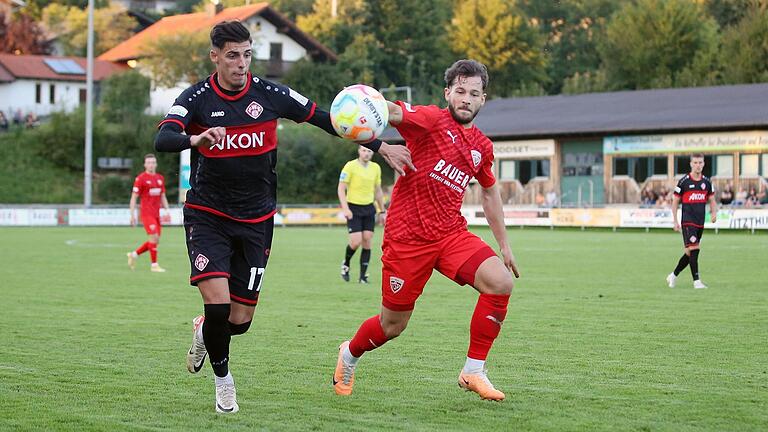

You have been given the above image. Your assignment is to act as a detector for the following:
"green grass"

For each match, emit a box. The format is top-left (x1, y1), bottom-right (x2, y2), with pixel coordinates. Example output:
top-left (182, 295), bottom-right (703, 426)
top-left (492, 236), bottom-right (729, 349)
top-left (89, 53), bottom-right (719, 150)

top-left (1, 226), bottom-right (766, 431)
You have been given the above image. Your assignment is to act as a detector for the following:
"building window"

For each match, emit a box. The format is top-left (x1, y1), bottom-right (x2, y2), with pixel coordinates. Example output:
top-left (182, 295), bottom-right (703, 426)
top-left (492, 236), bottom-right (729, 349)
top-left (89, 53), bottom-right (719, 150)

top-left (563, 152), bottom-right (601, 176)
top-left (741, 154), bottom-right (759, 176)
top-left (614, 158), bottom-right (629, 176)
top-left (49, 84), bottom-right (55, 104)
top-left (715, 155), bottom-right (733, 177)
top-left (79, 89), bottom-right (87, 104)
top-left (652, 157), bottom-right (667, 175)
top-left (35, 83), bottom-right (42, 104)
top-left (762, 154), bottom-right (768, 177)
top-left (499, 160), bottom-right (515, 180)
top-left (675, 155), bottom-right (712, 177)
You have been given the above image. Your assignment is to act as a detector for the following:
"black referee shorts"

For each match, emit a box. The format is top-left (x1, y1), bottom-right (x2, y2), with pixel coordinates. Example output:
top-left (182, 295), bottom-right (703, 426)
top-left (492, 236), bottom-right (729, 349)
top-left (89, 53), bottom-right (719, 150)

top-left (346, 203), bottom-right (376, 233)
top-left (183, 206), bottom-right (273, 306)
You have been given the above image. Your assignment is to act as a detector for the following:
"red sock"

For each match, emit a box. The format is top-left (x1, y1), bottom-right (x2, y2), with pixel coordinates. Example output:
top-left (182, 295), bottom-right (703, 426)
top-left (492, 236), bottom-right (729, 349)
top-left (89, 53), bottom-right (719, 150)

top-left (349, 315), bottom-right (389, 358)
top-left (468, 293), bottom-right (510, 360)
top-left (148, 242), bottom-right (158, 263)
top-left (135, 242), bottom-right (149, 255)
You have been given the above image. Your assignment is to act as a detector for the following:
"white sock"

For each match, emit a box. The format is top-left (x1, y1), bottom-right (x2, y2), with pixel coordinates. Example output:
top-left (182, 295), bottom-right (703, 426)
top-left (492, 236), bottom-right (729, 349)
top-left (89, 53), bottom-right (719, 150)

top-left (151, 262), bottom-right (159, 267)
top-left (214, 372), bottom-right (233, 386)
top-left (463, 357), bottom-right (485, 374)
top-left (131, 251), bottom-right (138, 258)
top-left (342, 346), bottom-right (359, 366)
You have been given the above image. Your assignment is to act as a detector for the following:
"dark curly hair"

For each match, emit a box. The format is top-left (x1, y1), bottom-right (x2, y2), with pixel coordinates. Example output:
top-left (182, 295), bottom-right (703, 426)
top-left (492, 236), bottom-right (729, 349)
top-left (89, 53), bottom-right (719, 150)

top-left (444, 59), bottom-right (489, 91)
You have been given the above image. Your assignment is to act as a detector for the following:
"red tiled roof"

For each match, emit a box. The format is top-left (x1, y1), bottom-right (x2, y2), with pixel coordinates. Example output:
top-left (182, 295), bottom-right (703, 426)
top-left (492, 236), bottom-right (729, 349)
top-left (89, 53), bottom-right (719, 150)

top-left (98, 3), bottom-right (336, 63)
top-left (99, 4), bottom-right (269, 63)
top-left (0, 53), bottom-right (128, 82)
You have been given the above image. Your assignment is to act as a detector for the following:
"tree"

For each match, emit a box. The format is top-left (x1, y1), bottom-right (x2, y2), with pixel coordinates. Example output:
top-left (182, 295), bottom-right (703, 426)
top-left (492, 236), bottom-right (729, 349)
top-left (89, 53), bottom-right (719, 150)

top-left (599, 0), bottom-right (720, 90)
top-left (520, 0), bottom-right (624, 94)
top-left (0, 12), bottom-right (52, 55)
top-left (100, 70), bottom-right (151, 123)
top-left (41, 3), bottom-right (137, 56)
top-left (719, 1), bottom-right (768, 84)
top-left (704, 0), bottom-right (754, 28)
top-left (141, 31), bottom-right (213, 88)
top-left (449, 0), bottom-right (547, 96)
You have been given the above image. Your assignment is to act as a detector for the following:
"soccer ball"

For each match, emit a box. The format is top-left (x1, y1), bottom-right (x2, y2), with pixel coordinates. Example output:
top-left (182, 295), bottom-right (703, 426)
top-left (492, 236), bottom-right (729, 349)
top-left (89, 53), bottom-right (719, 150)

top-left (330, 84), bottom-right (389, 143)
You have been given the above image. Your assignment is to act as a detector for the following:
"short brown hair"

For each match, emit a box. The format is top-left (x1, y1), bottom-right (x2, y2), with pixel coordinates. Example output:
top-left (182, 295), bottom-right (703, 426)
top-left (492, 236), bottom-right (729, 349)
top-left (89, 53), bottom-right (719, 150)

top-left (210, 20), bottom-right (251, 49)
top-left (144, 153), bottom-right (156, 160)
top-left (444, 59), bottom-right (489, 91)
top-left (691, 153), bottom-right (705, 160)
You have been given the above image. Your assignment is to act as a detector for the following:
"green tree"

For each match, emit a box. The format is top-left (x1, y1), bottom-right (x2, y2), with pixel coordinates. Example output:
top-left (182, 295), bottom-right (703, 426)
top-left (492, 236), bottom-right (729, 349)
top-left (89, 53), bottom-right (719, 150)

top-left (449, 0), bottom-right (547, 96)
top-left (100, 70), bottom-right (151, 123)
top-left (41, 3), bottom-right (137, 56)
top-left (719, 1), bottom-right (768, 84)
top-left (520, 0), bottom-right (623, 94)
top-left (141, 31), bottom-right (213, 88)
top-left (704, 0), bottom-right (754, 28)
top-left (281, 59), bottom-right (352, 108)
top-left (599, 0), bottom-right (720, 90)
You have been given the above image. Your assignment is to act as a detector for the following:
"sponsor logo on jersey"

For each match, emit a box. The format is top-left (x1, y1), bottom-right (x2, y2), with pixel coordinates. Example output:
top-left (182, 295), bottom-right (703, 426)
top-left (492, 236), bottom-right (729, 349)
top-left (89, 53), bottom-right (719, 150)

top-left (689, 235), bottom-right (697, 243)
top-left (289, 88), bottom-right (309, 106)
top-left (211, 111), bottom-right (225, 117)
top-left (430, 159), bottom-right (471, 193)
top-left (189, 121), bottom-right (278, 158)
top-left (700, 183), bottom-right (707, 190)
top-left (689, 184), bottom-right (695, 188)
top-left (339, 172), bottom-right (349, 181)
top-left (168, 105), bottom-right (188, 117)
top-left (688, 192), bottom-right (707, 201)
top-left (245, 102), bottom-right (263, 120)
top-left (446, 130), bottom-right (458, 144)
top-left (194, 254), bottom-right (209, 271)
top-left (471, 150), bottom-right (481, 167)
top-left (389, 276), bottom-right (404, 293)
top-left (149, 187), bottom-right (162, 196)
top-left (402, 102), bottom-right (416, 113)
top-left (674, 186), bottom-right (681, 193)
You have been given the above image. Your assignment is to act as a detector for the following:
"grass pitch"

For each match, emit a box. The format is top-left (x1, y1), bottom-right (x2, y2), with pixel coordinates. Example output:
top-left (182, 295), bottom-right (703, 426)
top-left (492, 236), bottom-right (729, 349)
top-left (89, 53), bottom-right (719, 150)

top-left (0, 226), bottom-right (765, 431)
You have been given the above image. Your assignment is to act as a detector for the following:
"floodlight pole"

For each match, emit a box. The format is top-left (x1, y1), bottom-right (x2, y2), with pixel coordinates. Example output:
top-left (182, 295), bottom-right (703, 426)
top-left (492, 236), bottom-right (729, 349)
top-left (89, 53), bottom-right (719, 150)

top-left (84, 0), bottom-right (94, 207)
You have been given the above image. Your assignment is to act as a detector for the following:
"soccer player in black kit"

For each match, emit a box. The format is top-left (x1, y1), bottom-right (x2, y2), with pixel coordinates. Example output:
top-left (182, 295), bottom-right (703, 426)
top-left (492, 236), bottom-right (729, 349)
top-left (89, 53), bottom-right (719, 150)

top-left (667, 153), bottom-right (717, 289)
top-left (154, 21), bottom-right (413, 414)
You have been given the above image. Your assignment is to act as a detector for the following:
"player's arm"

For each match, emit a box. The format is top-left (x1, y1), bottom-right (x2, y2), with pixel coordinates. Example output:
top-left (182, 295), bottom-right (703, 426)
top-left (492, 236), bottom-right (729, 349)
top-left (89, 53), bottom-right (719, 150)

top-left (155, 122), bottom-right (226, 152)
top-left (386, 101), bottom-right (403, 125)
top-left (161, 193), bottom-right (170, 210)
top-left (708, 194), bottom-right (718, 223)
top-left (337, 180), bottom-right (352, 220)
top-left (129, 191), bottom-right (138, 227)
top-left (671, 195), bottom-right (681, 231)
top-left (307, 109), bottom-right (414, 176)
top-left (481, 183), bottom-right (520, 278)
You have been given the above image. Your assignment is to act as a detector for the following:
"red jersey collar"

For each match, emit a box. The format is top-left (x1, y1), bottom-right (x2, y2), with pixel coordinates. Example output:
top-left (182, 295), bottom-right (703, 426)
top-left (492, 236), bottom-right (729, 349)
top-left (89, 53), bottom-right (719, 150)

top-left (210, 72), bottom-right (251, 101)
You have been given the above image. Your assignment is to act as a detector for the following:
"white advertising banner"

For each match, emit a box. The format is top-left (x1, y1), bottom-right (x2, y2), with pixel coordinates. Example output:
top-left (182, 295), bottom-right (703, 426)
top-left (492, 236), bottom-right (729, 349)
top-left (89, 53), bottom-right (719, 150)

top-left (68, 208), bottom-right (184, 226)
top-left (464, 206), bottom-right (552, 226)
top-left (493, 140), bottom-right (555, 159)
top-left (604, 131), bottom-right (768, 155)
top-left (0, 208), bottom-right (59, 226)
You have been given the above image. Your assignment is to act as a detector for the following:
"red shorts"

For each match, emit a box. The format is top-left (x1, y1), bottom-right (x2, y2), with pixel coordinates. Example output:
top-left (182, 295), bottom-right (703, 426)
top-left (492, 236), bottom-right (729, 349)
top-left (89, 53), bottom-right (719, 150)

top-left (141, 215), bottom-right (162, 235)
top-left (381, 230), bottom-right (497, 312)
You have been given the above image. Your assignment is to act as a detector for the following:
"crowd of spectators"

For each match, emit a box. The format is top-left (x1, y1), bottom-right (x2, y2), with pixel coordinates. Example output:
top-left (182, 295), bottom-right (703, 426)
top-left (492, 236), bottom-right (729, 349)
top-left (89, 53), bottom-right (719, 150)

top-left (0, 109), bottom-right (39, 132)
top-left (641, 182), bottom-right (766, 208)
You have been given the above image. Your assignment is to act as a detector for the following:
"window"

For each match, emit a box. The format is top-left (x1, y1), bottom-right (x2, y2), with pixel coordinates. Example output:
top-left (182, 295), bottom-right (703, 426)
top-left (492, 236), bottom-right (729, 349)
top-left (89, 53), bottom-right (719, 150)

top-left (35, 83), bottom-right (41, 104)
top-left (741, 154), bottom-right (759, 176)
top-left (563, 152), bottom-right (601, 176)
top-left (79, 89), bottom-right (87, 104)
top-left (499, 160), bottom-right (515, 180)
top-left (49, 84), bottom-right (55, 104)
top-left (269, 43), bottom-right (283, 61)
top-left (715, 155), bottom-right (733, 177)
top-left (652, 157), bottom-right (667, 175)
top-left (762, 154), bottom-right (768, 177)
top-left (614, 158), bottom-right (629, 176)
top-left (634, 158), bottom-right (649, 183)
top-left (675, 155), bottom-right (712, 177)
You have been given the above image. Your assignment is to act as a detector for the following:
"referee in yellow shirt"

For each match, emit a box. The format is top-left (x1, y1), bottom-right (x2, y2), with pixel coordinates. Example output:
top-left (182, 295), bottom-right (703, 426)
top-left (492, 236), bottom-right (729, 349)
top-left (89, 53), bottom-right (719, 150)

top-left (338, 146), bottom-right (385, 284)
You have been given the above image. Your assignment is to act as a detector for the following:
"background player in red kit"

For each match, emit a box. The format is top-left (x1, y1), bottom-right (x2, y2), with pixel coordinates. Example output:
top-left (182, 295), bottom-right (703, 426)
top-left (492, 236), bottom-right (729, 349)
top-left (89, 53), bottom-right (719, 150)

top-left (667, 153), bottom-right (717, 289)
top-left (333, 59), bottom-right (520, 401)
top-left (127, 153), bottom-right (169, 272)
top-left (154, 21), bottom-right (412, 414)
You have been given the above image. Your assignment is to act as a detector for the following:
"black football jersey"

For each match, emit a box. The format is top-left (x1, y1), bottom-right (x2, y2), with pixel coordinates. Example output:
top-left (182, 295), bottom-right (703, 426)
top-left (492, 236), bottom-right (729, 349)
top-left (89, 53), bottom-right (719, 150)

top-left (674, 173), bottom-right (714, 227)
top-left (159, 73), bottom-right (317, 222)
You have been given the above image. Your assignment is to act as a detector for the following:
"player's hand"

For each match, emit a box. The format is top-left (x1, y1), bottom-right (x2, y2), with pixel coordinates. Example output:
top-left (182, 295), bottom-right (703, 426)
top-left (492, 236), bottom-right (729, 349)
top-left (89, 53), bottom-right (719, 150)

top-left (501, 245), bottom-right (520, 278)
top-left (378, 212), bottom-right (386, 226)
top-left (130, 215), bottom-right (136, 227)
top-left (190, 127), bottom-right (226, 148)
top-left (379, 142), bottom-right (416, 177)
top-left (343, 209), bottom-right (353, 220)
top-left (711, 214), bottom-right (717, 223)
top-left (673, 223), bottom-right (680, 232)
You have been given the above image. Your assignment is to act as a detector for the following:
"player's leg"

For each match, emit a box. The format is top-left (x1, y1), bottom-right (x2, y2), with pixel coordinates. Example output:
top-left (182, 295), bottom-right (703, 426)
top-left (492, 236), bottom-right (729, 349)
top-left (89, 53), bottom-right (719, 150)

top-left (127, 220), bottom-right (152, 270)
top-left (689, 228), bottom-right (706, 288)
top-left (667, 248), bottom-right (690, 288)
top-left (342, 215), bottom-right (363, 281)
top-left (334, 240), bottom-right (435, 396)
top-left (359, 229), bottom-right (374, 283)
top-left (439, 231), bottom-right (512, 401)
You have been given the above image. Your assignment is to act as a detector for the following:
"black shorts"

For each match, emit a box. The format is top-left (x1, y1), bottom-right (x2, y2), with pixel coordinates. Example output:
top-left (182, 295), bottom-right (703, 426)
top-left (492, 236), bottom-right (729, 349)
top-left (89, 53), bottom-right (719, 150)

top-left (346, 203), bottom-right (376, 233)
top-left (184, 206), bottom-right (274, 306)
top-left (682, 224), bottom-right (704, 248)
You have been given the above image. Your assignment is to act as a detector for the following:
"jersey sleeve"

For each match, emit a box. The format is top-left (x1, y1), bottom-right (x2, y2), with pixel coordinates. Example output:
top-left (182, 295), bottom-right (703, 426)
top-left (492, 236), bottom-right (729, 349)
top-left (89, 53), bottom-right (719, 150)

top-left (132, 175), bottom-right (142, 194)
top-left (267, 81), bottom-right (317, 123)
top-left (393, 102), bottom-right (441, 142)
top-left (158, 85), bottom-right (200, 131)
top-left (339, 161), bottom-right (354, 183)
top-left (475, 144), bottom-right (496, 188)
top-left (673, 177), bottom-right (686, 196)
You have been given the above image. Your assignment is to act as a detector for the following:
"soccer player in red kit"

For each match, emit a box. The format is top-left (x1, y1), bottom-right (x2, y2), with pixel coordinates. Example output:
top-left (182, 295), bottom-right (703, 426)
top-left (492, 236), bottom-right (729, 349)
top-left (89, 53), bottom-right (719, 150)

top-left (333, 60), bottom-right (521, 401)
top-left (127, 153), bottom-right (169, 272)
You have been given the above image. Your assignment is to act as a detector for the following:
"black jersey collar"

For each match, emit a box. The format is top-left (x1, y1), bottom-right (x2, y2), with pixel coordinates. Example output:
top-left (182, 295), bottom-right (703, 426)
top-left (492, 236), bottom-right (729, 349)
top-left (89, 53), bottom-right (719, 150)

top-left (210, 72), bottom-right (252, 101)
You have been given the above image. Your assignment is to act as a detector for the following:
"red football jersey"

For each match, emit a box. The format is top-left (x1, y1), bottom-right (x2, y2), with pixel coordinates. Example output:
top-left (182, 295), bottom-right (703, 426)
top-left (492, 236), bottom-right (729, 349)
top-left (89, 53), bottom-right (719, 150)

top-left (385, 102), bottom-right (495, 244)
top-left (133, 172), bottom-right (165, 218)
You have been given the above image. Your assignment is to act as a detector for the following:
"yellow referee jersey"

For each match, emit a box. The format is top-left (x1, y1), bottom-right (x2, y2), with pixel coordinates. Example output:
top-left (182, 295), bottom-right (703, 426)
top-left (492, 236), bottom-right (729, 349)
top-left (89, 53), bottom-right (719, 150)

top-left (339, 159), bottom-right (381, 205)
